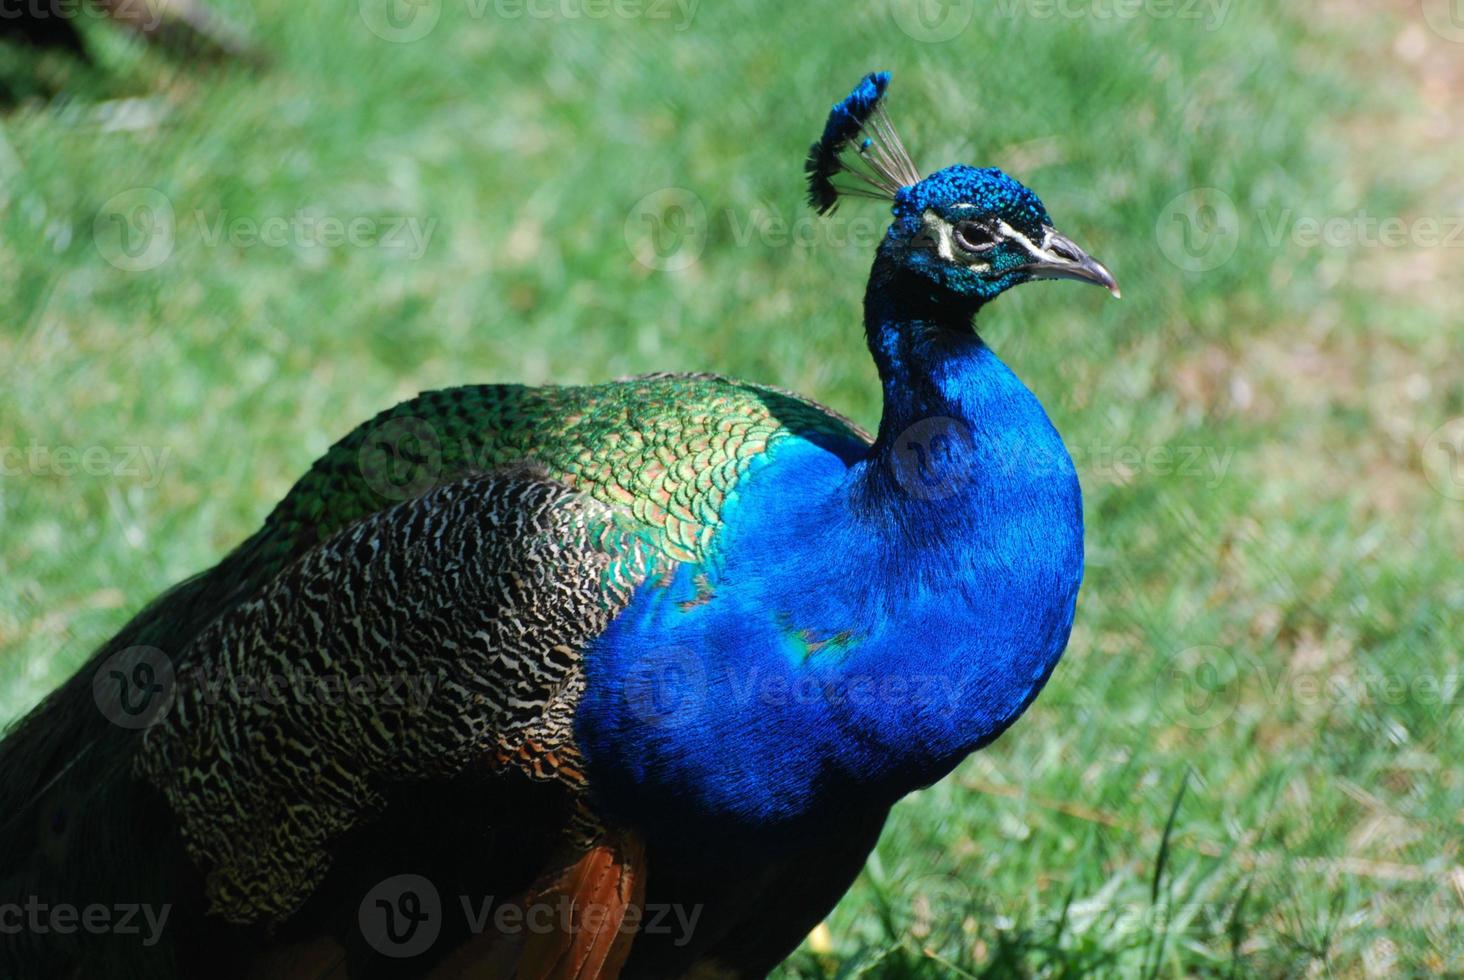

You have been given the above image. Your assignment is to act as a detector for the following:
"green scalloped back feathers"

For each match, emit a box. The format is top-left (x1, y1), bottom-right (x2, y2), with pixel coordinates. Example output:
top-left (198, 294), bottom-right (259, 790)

top-left (258, 374), bottom-right (870, 584)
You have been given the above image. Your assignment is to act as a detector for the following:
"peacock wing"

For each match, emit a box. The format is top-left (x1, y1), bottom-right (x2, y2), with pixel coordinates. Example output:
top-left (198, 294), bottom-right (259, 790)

top-left (135, 468), bottom-right (655, 934)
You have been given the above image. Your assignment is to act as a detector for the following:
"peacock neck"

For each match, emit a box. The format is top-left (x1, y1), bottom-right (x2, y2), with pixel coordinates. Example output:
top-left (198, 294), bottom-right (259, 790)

top-left (577, 252), bottom-right (1084, 841)
top-left (864, 249), bottom-right (987, 438)
top-left (810, 249), bottom-right (1085, 794)
top-left (851, 249), bottom-right (1023, 535)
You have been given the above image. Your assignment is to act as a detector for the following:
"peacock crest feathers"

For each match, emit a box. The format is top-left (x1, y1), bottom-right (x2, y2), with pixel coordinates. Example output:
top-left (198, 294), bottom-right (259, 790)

top-left (804, 70), bottom-right (922, 215)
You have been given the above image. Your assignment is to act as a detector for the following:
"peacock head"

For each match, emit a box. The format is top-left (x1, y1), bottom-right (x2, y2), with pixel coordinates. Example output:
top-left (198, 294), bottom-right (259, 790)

top-left (806, 71), bottom-right (1119, 307)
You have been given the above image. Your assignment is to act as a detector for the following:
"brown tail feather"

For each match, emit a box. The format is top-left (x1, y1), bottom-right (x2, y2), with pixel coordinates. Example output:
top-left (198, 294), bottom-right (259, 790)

top-left (427, 831), bottom-right (646, 980)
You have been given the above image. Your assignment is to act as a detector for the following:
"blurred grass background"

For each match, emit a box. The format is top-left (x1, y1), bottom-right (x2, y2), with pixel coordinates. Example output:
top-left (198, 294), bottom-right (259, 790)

top-left (2, 0), bottom-right (1462, 975)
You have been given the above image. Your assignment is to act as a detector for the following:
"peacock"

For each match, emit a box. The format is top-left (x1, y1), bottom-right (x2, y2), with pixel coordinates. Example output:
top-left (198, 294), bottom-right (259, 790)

top-left (0, 70), bottom-right (1117, 979)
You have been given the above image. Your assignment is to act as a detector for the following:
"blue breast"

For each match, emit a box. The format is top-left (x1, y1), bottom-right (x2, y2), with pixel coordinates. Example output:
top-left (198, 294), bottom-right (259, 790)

top-left (575, 346), bottom-right (1083, 846)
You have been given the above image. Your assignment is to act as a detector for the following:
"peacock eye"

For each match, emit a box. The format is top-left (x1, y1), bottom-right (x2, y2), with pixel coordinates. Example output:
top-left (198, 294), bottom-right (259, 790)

top-left (954, 221), bottom-right (997, 253)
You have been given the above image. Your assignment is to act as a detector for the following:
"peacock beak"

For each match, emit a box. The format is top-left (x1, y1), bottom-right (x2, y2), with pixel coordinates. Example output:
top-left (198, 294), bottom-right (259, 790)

top-left (1015, 225), bottom-right (1121, 299)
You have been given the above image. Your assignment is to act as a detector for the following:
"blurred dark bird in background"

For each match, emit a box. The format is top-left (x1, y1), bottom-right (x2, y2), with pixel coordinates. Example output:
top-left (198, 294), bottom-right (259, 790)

top-left (0, 0), bottom-right (261, 67)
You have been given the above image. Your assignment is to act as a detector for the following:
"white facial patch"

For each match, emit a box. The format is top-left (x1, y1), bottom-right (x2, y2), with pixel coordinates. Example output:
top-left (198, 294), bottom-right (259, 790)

top-left (919, 210), bottom-right (990, 272)
top-left (998, 219), bottom-right (1065, 266)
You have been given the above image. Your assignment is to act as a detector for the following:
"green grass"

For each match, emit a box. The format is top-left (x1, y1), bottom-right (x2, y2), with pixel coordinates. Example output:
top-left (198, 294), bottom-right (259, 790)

top-left (3, 0), bottom-right (1462, 975)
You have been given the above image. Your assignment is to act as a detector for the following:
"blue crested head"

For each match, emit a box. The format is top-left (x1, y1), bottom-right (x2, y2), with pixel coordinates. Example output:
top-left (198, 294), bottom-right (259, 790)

top-left (808, 71), bottom-right (1119, 307)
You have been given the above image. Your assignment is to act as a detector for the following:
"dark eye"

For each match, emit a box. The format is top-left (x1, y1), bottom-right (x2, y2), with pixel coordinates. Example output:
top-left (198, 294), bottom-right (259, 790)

top-left (954, 221), bottom-right (997, 252)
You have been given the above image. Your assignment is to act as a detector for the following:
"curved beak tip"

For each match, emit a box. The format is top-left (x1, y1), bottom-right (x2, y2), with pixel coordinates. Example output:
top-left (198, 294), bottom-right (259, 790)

top-left (1020, 226), bottom-right (1120, 301)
